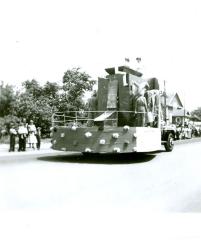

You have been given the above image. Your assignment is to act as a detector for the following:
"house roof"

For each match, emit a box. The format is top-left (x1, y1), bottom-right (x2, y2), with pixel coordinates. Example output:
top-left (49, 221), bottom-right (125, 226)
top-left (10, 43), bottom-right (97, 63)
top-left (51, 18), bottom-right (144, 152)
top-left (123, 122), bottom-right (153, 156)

top-left (166, 92), bottom-right (183, 108)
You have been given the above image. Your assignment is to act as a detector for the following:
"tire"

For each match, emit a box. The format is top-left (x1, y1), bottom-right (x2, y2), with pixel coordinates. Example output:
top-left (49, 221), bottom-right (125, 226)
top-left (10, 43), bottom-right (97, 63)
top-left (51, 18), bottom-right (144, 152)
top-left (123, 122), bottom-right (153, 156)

top-left (164, 133), bottom-right (174, 152)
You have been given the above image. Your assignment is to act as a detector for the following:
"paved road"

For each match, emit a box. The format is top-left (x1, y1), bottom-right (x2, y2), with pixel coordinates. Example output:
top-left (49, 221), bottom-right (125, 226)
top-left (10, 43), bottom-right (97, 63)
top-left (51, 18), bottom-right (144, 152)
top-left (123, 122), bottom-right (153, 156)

top-left (1, 140), bottom-right (201, 240)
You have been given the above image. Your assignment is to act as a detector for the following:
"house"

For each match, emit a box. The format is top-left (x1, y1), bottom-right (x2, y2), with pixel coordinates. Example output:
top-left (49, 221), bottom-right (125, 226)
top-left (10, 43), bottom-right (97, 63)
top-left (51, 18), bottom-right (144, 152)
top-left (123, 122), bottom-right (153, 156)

top-left (162, 92), bottom-right (190, 125)
top-left (171, 108), bottom-right (191, 125)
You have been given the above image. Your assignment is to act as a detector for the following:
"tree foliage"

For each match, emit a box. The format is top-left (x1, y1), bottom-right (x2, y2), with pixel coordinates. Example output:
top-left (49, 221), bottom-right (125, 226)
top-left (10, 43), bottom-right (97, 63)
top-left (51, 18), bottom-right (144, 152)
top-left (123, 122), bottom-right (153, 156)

top-left (62, 67), bottom-right (95, 110)
top-left (0, 115), bottom-right (20, 134)
top-left (0, 83), bottom-right (15, 117)
top-left (13, 79), bottom-right (60, 134)
top-left (0, 68), bottom-right (94, 136)
top-left (22, 79), bottom-right (42, 98)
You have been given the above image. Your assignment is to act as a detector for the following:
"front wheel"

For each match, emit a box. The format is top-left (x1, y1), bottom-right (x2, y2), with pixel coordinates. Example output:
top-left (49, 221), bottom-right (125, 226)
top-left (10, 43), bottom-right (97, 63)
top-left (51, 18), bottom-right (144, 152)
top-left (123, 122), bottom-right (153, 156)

top-left (164, 133), bottom-right (174, 152)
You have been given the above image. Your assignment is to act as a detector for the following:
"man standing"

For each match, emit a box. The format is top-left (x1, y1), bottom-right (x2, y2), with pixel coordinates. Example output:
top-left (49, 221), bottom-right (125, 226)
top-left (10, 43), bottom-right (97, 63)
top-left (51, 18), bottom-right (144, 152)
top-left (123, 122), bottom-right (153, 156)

top-left (9, 122), bottom-right (17, 152)
top-left (18, 121), bottom-right (28, 151)
top-left (35, 127), bottom-right (41, 150)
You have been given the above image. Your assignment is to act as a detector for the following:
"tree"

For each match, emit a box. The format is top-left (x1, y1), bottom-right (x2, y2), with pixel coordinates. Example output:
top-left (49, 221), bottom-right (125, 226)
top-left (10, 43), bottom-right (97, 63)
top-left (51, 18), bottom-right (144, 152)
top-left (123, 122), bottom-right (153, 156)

top-left (41, 81), bottom-right (61, 110)
top-left (13, 79), bottom-right (59, 135)
top-left (1, 68), bottom-right (94, 136)
top-left (62, 67), bottom-right (95, 110)
top-left (42, 81), bottom-right (60, 99)
top-left (191, 107), bottom-right (201, 119)
top-left (0, 82), bottom-right (15, 117)
top-left (0, 115), bottom-right (20, 134)
top-left (22, 79), bottom-right (42, 98)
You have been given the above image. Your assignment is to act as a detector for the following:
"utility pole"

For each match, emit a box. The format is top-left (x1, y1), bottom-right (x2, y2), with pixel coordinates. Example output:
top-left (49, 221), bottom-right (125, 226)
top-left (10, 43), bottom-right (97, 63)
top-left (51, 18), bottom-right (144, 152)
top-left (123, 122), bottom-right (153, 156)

top-left (164, 80), bottom-right (167, 123)
top-left (183, 94), bottom-right (186, 126)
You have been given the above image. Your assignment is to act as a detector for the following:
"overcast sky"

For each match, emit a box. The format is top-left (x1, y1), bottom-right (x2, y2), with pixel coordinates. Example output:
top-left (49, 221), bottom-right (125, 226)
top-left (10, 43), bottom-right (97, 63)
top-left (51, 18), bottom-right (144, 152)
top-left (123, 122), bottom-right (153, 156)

top-left (0, 0), bottom-right (200, 110)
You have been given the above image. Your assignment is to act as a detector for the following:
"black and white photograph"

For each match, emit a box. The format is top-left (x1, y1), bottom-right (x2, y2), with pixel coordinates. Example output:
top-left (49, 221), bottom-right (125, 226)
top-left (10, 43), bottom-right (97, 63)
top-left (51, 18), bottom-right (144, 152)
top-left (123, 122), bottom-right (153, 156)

top-left (1, 0), bottom-right (201, 239)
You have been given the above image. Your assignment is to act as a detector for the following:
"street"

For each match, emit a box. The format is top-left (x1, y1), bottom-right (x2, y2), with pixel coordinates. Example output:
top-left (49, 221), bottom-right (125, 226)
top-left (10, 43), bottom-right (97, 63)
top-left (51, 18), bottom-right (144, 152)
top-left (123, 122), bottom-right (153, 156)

top-left (1, 140), bottom-right (201, 239)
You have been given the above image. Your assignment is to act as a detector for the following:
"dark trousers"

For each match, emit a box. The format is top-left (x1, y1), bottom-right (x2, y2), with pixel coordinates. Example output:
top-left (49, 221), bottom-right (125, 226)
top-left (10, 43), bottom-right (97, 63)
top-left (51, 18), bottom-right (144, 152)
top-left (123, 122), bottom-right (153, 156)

top-left (36, 135), bottom-right (41, 150)
top-left (18, 135), bottom-right (26, 151)
top-left (9, 134), bottom-right (16, 152)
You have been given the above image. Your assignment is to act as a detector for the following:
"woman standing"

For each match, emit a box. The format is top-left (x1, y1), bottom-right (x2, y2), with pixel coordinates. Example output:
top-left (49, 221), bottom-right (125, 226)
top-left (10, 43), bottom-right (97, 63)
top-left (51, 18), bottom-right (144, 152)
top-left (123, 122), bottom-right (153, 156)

top-left (27, 120), bottom-right (37, 149)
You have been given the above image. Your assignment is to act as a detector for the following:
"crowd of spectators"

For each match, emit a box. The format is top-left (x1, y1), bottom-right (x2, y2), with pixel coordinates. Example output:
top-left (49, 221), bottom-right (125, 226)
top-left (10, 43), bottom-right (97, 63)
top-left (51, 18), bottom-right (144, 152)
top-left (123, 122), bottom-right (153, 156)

top-left (175, 122), bottom-right (201, 140)
top-left (8, 118), bottom-right (41, 152)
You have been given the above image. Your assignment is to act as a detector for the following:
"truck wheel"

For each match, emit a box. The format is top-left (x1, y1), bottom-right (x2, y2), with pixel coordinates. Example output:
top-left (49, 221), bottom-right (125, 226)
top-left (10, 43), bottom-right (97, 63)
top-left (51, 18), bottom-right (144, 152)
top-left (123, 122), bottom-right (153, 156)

top-left (164, 133), bottom-right (174, 152)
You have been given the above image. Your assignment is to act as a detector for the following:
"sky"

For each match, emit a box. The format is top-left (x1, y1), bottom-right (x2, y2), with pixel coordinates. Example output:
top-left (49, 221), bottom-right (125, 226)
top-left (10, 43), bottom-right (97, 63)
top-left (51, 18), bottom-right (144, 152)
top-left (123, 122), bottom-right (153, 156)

top-left (0, 0), bottom-right (201, 110)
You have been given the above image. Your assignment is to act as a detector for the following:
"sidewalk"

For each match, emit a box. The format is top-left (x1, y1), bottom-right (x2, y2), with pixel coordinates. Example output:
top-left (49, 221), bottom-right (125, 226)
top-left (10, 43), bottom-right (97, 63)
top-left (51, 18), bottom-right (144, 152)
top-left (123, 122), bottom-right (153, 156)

top-left (0, 141), bottom-right (58, 156)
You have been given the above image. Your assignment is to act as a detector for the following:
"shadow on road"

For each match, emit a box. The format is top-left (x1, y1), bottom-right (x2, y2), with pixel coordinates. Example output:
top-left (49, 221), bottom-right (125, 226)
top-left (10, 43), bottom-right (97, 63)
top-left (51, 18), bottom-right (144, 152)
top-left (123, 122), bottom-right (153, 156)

top-left (37, 152), bottom-right (156, 164)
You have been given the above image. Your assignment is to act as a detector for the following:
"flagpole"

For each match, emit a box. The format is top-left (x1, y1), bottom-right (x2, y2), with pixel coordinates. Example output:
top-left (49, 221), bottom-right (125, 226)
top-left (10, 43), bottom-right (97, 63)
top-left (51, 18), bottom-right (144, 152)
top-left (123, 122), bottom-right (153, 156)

top-left (164, 80), bottom-right (167, 123)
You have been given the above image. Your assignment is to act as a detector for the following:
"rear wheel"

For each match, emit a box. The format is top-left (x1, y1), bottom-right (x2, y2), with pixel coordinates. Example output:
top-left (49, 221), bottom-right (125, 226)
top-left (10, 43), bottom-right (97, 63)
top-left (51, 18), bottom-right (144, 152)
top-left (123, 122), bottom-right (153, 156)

top-left (164, 133), bottom-right (174, 152)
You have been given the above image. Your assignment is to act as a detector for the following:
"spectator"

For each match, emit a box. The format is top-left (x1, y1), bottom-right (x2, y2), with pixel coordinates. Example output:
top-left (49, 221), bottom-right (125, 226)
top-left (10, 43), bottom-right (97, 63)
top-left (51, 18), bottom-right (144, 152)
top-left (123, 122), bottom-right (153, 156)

top-left (18, 121), bottom-right (28, 151)
top-left (35, 127), bottom-right (41, 150)
top-left (9, 122), bottom-right (17, 152)
top-left (27, 120), bottom-right (37, 149)
top-left (22, 118), bottom-right (28, 128)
